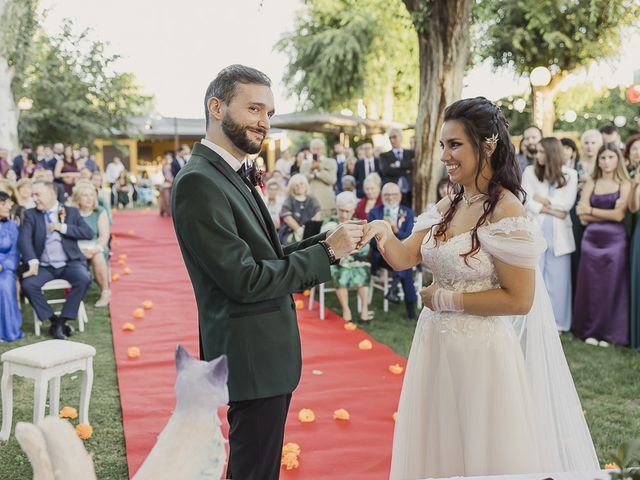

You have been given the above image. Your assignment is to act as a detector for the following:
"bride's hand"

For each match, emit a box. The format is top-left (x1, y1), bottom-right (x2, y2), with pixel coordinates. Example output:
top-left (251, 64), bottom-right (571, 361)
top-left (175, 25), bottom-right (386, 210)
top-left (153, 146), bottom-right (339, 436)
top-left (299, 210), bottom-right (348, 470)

top-left (420, 283), bottom-right (439, 310)
top-left (357, 220), bottom-right (392, 252)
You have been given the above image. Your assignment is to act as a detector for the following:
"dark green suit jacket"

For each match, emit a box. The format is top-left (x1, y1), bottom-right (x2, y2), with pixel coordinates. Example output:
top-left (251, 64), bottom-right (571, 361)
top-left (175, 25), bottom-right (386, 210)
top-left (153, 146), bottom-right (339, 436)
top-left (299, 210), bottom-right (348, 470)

top-left (172, 142), bottom-right (332, 402)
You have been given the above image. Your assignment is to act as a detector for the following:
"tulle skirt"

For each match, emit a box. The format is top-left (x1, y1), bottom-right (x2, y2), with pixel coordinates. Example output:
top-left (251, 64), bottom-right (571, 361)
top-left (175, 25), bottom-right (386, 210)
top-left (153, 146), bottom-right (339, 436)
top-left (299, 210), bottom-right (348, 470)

top-left (389, 310), bottom-right (545, 479)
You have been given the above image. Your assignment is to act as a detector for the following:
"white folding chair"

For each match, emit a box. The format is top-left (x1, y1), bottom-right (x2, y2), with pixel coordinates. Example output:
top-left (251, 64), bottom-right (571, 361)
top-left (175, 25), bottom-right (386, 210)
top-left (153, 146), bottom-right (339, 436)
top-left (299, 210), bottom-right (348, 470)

top-left (308, 283), bottom-right (362, 320)
top-left (26, 279), bottom-right (88, 336)
top-left (368, 267), bottom-right (424, 311)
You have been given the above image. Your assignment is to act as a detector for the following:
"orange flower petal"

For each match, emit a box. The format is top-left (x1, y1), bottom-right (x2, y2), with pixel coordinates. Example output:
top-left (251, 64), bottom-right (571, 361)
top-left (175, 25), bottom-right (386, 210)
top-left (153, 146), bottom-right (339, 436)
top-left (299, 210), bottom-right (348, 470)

top-left (59, 406), bottom-right (78, 419)
top-left (295, 300), bottom-right (304, 309)
top-left (117, 259), bottom-right (126, 265)
top-left (127, 347), bottom-right (140, 359)
top-left (282, 442), bottom-right (301, 456)
top-left (344, 322), bottom-right (357, 331)
top-left (388, 364), bottom-right (404, 375)
top-left (333, 408), bottom-right (350, 421)
top-left (297, 408), bottom-right (315, 423)
top-left (142, 300), bottom-right (153, 310)
top-left (605, 463), bottom-right (620, 470)
top-left (133, 308), bottom-right (145, 319)
top-left (122, 323), bottom-right (136, 332)
top-left (392, 411), bottom-right (398, 422)
top-left (358, 339), bottom-right (373, 350)
top-left (111, 274), bottom-right (120, 282)
top-left (281, 451), bottom-right (299, 470)
top-left (302, 290), bottom-right (311, 297)
top-left (76, 423), bottom-right (93, 440)
top-left (123, 267), bottom-right (132, 275)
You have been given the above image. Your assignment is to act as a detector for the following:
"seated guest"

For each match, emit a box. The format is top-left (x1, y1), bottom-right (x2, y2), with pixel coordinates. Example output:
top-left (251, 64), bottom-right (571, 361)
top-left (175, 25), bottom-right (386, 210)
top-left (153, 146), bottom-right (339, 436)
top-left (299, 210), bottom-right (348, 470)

top-left (355, 173), bottom-right (382, 220)
top-left (341, 175), bottom-right (357, 194)
top-left (136, 170), bottom-right (156, 206)
top-left (54, 145), bottom-right (80, 199)
top-left (368, 182), bottom-right (417, 320)
top-left (0, 191), bottom-right (23, 341)
top-left (90, 171), bottom-right (111, 222)
top-left (278, 173), bottom-right (322, 245)
top-left (264, 179), bottom-right (284, 229)
top-left (21, 153), bottom-right (41, 179)
top-left (18, 181), bottom-right (93, 339)
top-left (15, 178), bottom-right (35, 209)
top-left (114, 170), bottom-right (133, 208)
top-left (322, 191), bottom-right (371, 323)
top-left (33, 168), bottom-right (65, 204)
top-left (70, 181), bottom-right (111, 307)
top-left (78, 167), bottom-right (92, 182)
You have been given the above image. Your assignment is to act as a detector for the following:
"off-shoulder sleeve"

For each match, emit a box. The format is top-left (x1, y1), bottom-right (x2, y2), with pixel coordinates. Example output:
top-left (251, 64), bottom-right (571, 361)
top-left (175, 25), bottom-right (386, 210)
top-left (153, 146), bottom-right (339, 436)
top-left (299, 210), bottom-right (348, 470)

top-left (412, 205), bottom-right (442, 233)
top-left (477, 216), bottom-right (547, 269)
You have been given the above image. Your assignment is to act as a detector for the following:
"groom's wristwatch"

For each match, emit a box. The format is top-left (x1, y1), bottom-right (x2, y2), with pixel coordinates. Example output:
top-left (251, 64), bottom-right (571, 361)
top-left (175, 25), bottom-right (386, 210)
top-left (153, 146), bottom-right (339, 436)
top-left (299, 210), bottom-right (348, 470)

top-left (319, 240), bottom-right (338, 265)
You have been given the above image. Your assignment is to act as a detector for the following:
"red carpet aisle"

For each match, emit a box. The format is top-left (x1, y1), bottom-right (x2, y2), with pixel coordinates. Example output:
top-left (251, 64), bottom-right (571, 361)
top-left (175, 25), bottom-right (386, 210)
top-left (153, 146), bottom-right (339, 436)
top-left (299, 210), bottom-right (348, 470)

top-left (109, 211), bottom-right (406, 479)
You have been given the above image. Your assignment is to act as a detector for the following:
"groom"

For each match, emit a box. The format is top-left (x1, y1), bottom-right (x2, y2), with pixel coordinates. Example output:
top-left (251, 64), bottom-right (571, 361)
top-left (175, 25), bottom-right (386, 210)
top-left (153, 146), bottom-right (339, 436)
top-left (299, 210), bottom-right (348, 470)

top-left (172, 65), bottom-right (364, 479)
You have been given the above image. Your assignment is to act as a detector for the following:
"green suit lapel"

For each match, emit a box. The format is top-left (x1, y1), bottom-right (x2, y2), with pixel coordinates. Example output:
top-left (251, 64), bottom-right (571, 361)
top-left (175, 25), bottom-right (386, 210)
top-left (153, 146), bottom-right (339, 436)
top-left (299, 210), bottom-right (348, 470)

top-left (192, 143), bottom-right (279, 254)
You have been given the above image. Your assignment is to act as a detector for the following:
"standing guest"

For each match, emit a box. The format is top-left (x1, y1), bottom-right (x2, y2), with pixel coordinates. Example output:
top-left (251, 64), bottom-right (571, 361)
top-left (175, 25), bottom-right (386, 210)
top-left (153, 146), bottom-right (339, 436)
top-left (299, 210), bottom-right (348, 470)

top-left (560, 138), bottom-right (580, 169)
top-left (515, 126), bottom-right (542, 173)
top-left (368, 182), bottom-right (417, 320)
top-left (274, 149), bottom-right (295, 179)
top-left (279, 173), bottom-right (322, 244)
top-left (0, 147), bottom-right (11, 177)
top-left (354, 173), bottom-right (382, 220)
top-left (15, 178), bottom-right (36, 209)
top-left (54, 145), bottom-right (80, 199)
top-left (78, 167), bottom-right (92, 181)
top-left (137, 170), bottom-right (156, 206)
top-left (41, 145), bottom-right (57, 171)
top-left (353, 142), bottom-right (381, 197)
top-left (171, 146), bottom-right (189, 178)
top-left (623, 134), bottom-right (640, 179)
top-left (21, 153), bottom-right (41, 178)
top-left (79, 147), bottom-right (100, 173)
top-left (11, 143), bottom-right (32, 178)
top-left (522, 138), bottom-right (578, 332)
top-left (629, 163), bottom-right (640, 349)
top-left (71, 182), bottom-right (111, 307)
top-left (341, 175), bottom-right (356, 194)
top-left (578, 129), bottom-right (603, 183)
top-left (574, 143), bottom-right (631, 346)
top-left (379, 128), bottom-right (414, 206)
top-left (301, 138), bottom-right (337, 217)
top-left (90, 171), bottom-right (112, 223)
top-left (345, 147), bottom-right (357, 176)
top-left (35, 144), bottom-right (45, 163)
top-left (0, 191), bottom-right (23, 342)
top-left (52, 143), bottom-right (64, 163)
top-left (264, 178), bottom-right (284, 229)
top-left (159, 151), bottom-right (174, 217)
top-left (171, 64), bottom-right (361, 480)
top-left (600, 124), bottom-right (623, 150)
top-left (323, 191), bottom-right (371, 323)
top-left (19, 181), bottom-right (93, 340)
top-left (334, 142), bottom-right (347, 193)
top-left (105, 156), bottom-right (125, 206)
top-left (290, 150), bottom-right (306, 177)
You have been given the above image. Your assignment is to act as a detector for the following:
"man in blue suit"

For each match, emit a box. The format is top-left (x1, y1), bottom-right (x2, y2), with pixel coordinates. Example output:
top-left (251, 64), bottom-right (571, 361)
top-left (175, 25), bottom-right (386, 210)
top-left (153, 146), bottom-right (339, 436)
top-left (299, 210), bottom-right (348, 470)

top-left (368, 182), bottom-right (418, 320)
top-left (353, 142), bottom-right (381, 197)
top-left (19, 181), bottom-right (94, 339)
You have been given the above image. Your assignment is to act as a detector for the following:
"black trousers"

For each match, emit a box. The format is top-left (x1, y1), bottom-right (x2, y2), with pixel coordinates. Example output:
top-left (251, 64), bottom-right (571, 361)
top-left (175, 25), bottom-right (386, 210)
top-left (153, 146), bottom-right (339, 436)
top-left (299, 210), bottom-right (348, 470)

top-left (226, 393), bottom-right (292, 480)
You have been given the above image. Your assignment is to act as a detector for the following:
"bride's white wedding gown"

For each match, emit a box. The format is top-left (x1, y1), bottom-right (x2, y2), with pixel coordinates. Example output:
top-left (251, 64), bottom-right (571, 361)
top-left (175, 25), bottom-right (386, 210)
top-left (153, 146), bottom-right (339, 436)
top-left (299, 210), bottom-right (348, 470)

top-left (389, 209), bottom-right (599, 480)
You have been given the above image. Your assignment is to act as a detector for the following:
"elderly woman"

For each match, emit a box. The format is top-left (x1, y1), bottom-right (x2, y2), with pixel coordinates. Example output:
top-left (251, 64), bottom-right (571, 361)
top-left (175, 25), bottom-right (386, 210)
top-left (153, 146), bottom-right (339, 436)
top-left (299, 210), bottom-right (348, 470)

top-left (0, 191), bottom-right (23, 341)
top-left (278, 173), bottom-right (322, 245)
top-left (354, 173), bottom-right (382, 220)
top-left (70, 181), bottom-right (111, 307)
top-left (301, 138), bottom-right (337, 217)
top-left (15, 178), bottom-right (35, 209)
top-left (322, 191), bottom-right (372, 323)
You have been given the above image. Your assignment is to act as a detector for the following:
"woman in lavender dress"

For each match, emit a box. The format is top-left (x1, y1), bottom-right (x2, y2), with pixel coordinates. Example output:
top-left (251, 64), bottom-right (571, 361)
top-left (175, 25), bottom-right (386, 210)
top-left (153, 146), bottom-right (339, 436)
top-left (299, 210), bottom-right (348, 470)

top-left (0, 191), bottom-right (23, 342)
top-left (574, 143), bottom-right (632, 346)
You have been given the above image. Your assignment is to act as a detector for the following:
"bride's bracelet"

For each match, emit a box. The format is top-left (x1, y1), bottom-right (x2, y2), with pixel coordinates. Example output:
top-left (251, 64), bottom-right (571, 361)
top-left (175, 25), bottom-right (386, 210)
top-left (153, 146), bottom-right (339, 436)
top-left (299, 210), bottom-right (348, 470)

top-left (433, 288), bottom-right (464, 312)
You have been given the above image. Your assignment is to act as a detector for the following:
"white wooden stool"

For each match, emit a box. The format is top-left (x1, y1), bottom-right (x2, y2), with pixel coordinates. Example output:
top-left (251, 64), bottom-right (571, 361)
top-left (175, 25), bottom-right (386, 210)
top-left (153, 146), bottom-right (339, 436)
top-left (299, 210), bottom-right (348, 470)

top-left (0, 340), bottom-right (96, 441)
top-left (26, 279), bottom-right (89, 336)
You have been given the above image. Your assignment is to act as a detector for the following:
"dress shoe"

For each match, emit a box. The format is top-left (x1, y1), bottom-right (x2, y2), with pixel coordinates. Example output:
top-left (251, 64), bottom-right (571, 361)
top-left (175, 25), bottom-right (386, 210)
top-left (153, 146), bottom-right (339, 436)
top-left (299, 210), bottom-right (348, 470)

top-left (62, 322), bottom-right (75, 337)
top-left (406, 302), bottom-right (417, 321)
top-left (49, 321), bottom-right (67, 340)
top-left (385, 287), bottom-right (402, 304)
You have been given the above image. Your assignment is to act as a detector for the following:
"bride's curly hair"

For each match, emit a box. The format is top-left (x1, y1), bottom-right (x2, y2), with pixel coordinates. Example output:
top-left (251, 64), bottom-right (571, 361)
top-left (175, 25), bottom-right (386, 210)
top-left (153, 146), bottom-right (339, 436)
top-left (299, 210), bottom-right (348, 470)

top-left (433, 97), bottom-right (526, 264)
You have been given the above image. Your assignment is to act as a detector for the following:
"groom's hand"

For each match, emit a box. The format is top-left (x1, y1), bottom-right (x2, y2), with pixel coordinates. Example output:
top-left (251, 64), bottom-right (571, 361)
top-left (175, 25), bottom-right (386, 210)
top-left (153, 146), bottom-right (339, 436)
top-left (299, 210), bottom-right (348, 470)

top-left (325, 220), bottom-right (365, 259)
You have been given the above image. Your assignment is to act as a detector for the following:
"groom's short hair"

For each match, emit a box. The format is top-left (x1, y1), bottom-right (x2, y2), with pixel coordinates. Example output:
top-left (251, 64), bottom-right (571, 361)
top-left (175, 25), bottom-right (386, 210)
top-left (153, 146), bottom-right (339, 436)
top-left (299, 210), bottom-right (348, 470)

top-left (204, 65), bottom-right (272, 128)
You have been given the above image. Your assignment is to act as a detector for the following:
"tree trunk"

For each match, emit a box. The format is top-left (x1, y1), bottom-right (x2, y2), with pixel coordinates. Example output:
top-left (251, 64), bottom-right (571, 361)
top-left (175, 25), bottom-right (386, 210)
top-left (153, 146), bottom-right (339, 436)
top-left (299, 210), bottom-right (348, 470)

top-left (530, 75), bottom-right (565, 136)
top-left (0, 0), bottom-right (19, 155)
top-left (404, 0), bottom-right (472, 212)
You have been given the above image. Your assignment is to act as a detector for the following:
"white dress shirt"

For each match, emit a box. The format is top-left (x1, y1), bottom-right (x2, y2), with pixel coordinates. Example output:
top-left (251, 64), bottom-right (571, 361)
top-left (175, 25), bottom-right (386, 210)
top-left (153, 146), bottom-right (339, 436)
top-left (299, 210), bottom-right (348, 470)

top-left (200, 138), bottom-right (245, 172)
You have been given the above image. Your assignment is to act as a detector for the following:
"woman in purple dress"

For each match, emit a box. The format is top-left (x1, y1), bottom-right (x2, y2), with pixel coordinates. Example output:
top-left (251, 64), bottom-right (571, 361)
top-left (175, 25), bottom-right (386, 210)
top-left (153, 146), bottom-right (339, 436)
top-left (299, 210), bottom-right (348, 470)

top-left (574, 143), bottom-right (632, 346)
top-left (0, 191), bottom-right (23, 342)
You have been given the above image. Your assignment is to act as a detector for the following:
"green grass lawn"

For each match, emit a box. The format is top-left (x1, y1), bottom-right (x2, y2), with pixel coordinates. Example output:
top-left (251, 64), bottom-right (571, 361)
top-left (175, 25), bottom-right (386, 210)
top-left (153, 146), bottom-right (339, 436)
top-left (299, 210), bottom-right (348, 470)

top-left (324, 286), bottom-right (640, 467)
top-left (0, 285), bottom-right (128, 480)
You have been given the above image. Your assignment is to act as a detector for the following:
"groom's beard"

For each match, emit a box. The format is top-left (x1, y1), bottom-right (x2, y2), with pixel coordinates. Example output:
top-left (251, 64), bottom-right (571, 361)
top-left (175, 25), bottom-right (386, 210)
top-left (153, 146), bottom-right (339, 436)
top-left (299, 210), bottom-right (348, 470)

top-left (222, 112), bottom-right (267, 155)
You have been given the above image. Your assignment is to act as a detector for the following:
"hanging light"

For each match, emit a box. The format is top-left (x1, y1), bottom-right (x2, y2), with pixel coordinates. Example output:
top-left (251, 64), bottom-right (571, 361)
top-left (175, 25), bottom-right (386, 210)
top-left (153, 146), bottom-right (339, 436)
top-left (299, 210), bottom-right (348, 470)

top-left (613, 116), bottom-right (627, 127)
top-left (563, 110), bottom-right (577, 123)
top-left (513, 98), bottom-right (526, 112)
top-left (530, 66), bottom-right (552, 87)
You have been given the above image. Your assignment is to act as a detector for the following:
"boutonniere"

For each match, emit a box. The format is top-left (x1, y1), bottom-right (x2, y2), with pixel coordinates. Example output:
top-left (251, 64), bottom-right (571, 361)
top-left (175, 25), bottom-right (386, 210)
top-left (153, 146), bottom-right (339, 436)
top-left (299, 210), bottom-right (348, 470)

top-left (246, 163), bottom-right (266, 188)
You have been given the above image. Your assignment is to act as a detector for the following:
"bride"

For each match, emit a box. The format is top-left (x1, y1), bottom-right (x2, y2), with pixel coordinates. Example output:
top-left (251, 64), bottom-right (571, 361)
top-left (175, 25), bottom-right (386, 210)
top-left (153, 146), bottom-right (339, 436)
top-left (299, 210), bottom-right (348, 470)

top-left (360, 97), bottom-right (599, 479)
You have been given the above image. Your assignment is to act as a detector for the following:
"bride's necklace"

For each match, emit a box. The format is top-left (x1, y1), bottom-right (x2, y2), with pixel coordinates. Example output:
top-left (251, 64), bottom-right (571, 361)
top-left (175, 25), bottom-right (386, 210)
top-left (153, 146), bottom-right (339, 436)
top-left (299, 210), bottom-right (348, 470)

top-left (462, 192), bottom-right (487, 206)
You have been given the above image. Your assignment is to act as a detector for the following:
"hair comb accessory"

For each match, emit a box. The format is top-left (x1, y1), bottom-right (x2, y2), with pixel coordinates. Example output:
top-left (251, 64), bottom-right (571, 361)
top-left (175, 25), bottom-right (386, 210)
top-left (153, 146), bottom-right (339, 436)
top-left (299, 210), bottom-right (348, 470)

top-left (484, 133), bottom-right (499, 146)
